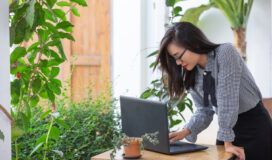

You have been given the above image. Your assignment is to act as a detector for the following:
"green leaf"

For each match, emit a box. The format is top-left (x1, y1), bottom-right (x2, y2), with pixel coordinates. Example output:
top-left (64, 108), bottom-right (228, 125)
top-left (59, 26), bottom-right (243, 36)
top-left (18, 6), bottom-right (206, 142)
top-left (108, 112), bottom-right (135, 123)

top-left (54, 40), bottom-right (66, 59)
top-left (56, 1), bottom-right (71, 7)
top-left (11, 79), bottom-right (21, 105)
top-left (186, 99), bottom-right (194, 112)
top-left (53, 9), bottom-right (66, 20)
top-left (212, 0), bottom-right (239, 28)
top-left (52, 31), bottom-right (75, 41)
top-left (44, 22), bottom-right (58, 33)
top-left (56, 21), bottom-right (74, 29)
top-left (181, 4), bottom-right (212, 26)
top-left (29, 142), bottom-right (44, 157)
top-left (49, 49), bottom-right (63, 61)
top-left (39, 88), bottom-right (48, 99)
top-left (36, 134), bottom-right (47, 145)
top-left (33, 3), bottom-right (46, 27)
top-left (41, 67), bottom-right (50, 76)
top-left (140, 89), bottom-right (153, 99)
top-left (32, 78), bottom-right (42, 94)
top-left (71, 6), bottom-right (80, 16)
top-left (20, 112), bottom-right (31, 131)
top-left (11, 125), bottom-right (25, 140)
top-left (9, 0), bottom-right (23, 12)
top-left (25, 0), bottom-right (36, 28)
top-left (147, 50), bottom-right (158, 58)
top-left (30, 95), bottom-right (39, 107)
top-left (50, 67), bottom-right (60, 78)
top-left (40, 110), bottom-right (51, 120)
top-left (13, 20), bottom-right (29, 44)
top-left (27, 42), bottom-right (39, 52)
top-left (172, 119), bottom-right (182, 126)
top-left (47, 59), bottom-right (63, 67)
top-left (39, 60), bottom-right (49, 68)
top-left (49, 126), bottom-right (60, 140)
top-left (46, 0), bottom-right (57, 8)
top-left (166, 0), bottom-right (176, 7)
top-left (44, 8), bottom-right (56, 22)
top-left (71, 0), bottom-right (87, 6)
top-left (48, 80), bottom-right (61, 95)
top-left (28, 48), bottom-right (39, 64)
top-left (177, 102), bottom-right (185, 112)
top-left (9, 25), bottom-right (16, 46)
top-left (149, 62), bottom-right (157, 68)
top-left (0, 130), bottom-right (4, 141)
top-left (51, 78), bottom-right (62, 87)
top-left (173, 6), bottom-right (182, 16)
top-left (46, 85), bottom-right (55, 102)
top-left (55, 118), bottom-right (69, 129)
top-left (37, 29), bottom-right (49, 43)
top-left (10, 47), bottom-right (27, 64)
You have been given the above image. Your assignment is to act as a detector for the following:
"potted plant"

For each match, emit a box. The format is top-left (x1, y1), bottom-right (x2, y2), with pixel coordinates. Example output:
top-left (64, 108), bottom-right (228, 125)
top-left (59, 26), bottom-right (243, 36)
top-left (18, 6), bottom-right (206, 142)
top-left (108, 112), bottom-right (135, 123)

top-left (110, 131), bottom-right (159, 160)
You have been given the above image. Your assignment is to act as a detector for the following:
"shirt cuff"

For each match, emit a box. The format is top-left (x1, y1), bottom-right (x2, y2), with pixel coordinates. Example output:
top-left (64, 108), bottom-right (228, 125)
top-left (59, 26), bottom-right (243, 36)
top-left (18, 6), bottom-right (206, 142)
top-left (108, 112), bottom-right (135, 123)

top-left (217, 127), bottom-right (235, 142)
top-left (183, 123), bottom-right (198, 143)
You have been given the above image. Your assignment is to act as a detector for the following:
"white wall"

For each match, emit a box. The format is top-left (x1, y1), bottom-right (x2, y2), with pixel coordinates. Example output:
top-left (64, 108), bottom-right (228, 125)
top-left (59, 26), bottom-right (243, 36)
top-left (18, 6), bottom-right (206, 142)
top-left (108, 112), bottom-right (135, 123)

top-left (0, 0), bottom-right (11, 159)
top-left (140, 0), bottom-right (168, 92)
top-left (111, 0), bottom-right (142, 99)
top-left (111, 0), bottom-right (167, 99)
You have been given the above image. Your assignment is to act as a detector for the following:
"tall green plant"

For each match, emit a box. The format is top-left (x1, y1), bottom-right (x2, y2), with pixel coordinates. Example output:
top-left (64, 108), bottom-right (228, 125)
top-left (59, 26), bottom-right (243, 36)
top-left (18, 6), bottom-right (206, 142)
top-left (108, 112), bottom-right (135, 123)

top-left (9, 0), bottom-right (86, 130)
top-left (9, 0), bottom-right (87, 159)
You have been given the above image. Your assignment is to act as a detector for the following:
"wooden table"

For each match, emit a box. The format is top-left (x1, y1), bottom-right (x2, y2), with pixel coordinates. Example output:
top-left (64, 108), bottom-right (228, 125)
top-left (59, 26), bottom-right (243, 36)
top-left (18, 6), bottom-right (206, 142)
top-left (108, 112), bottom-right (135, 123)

top-left (91, 145), bottom-right (233, 160)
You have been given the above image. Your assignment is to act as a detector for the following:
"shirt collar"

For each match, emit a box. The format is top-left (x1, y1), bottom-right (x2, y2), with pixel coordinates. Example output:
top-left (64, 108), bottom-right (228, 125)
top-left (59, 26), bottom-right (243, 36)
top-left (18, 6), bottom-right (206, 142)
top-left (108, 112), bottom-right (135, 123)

top-left (196, 50), bottom-right (215, 72)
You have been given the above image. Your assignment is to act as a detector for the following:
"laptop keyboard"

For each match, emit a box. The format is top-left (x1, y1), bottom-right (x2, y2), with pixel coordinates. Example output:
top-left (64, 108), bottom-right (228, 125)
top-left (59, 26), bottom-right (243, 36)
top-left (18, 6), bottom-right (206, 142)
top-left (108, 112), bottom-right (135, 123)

top-left (170, 141), bottom-right (189, 146)
top-left (169, 141), bottom-right (208, 153)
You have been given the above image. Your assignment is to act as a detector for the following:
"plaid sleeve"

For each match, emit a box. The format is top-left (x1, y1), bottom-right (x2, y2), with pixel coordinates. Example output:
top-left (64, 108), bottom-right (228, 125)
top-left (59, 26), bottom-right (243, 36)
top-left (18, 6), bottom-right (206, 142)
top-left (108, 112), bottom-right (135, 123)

top-left (184, 90), bottom-right (215, 143)
top-left (216, 43), bottom-right (243, 142)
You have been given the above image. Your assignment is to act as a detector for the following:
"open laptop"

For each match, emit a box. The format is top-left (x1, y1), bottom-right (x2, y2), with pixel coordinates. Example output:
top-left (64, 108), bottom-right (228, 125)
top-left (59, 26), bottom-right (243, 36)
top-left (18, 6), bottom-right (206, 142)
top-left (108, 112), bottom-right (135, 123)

top-left (120, 96), bottom-right (208, 154)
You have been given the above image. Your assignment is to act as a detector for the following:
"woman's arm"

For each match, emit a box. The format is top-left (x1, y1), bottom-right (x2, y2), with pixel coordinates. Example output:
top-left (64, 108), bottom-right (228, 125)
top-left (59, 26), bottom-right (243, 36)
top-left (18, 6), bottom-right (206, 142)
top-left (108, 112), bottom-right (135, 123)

top-left (169, 90), bottom-right (214, 143)
top-left (183, 90), bottom-right (215, 143)
top-left (216, 44), bottom-right (246, 160)
top-left (216, 43), bottom-right (243, 142)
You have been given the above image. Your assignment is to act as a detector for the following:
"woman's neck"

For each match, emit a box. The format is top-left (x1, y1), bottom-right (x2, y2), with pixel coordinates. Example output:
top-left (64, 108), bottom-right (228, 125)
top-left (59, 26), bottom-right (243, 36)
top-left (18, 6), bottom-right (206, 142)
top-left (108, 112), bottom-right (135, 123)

top-left (198, 54), bottom-right (208, 69)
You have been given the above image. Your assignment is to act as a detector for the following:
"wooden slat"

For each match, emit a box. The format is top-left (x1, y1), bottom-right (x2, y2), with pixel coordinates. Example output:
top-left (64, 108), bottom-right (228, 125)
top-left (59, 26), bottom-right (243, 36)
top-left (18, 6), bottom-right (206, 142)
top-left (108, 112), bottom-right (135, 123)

top-left (68, 0), bottom-right (111, 101)
top-left (70, 54), bottom-right (101, 66)
top-left (71, 66), bottom-right (100, 100)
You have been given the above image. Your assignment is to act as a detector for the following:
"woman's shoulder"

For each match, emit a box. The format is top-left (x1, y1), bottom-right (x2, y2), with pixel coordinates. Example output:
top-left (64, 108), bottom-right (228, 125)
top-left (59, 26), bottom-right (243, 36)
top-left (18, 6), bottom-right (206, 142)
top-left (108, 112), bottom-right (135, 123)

top-left (215, 43), bottom-right (241, 62)
top-left (215, 43), bottom-right (236, 53)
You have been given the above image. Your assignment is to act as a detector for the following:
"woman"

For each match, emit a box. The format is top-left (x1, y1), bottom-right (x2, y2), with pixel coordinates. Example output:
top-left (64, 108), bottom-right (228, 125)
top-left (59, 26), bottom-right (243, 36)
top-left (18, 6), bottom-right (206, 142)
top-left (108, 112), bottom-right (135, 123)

top-left (155, 22), bottom-right (272, 160)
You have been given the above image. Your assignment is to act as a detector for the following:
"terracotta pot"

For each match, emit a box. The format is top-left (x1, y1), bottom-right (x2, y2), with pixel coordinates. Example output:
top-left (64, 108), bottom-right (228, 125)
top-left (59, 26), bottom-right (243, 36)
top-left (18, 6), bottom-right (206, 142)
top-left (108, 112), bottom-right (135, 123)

top-left (123, 140), bottom-right (141, 158)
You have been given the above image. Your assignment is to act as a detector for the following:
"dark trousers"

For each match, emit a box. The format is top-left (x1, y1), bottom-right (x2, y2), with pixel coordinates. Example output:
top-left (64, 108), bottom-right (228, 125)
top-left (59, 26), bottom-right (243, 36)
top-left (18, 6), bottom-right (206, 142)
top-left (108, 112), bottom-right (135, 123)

top-left (216, 101), bottom-right (272, 160)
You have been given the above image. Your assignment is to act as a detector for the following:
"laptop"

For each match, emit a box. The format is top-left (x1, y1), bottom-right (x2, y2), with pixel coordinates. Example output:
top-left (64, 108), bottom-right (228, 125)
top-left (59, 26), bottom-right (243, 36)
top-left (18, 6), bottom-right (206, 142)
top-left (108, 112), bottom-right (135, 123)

top-left (120, 96), bottom-right (208, 154)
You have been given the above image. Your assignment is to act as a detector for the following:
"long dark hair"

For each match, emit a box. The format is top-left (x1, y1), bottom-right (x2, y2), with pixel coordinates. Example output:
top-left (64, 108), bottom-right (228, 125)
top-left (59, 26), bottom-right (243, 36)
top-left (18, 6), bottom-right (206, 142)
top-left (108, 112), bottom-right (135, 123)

top-left (154, 22), bottom-right (219, 98)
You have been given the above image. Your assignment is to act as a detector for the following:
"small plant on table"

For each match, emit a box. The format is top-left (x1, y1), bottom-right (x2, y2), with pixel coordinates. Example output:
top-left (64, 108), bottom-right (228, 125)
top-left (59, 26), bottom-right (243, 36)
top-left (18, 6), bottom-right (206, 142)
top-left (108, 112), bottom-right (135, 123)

top-left (110, 131), bottom-right (159, 160)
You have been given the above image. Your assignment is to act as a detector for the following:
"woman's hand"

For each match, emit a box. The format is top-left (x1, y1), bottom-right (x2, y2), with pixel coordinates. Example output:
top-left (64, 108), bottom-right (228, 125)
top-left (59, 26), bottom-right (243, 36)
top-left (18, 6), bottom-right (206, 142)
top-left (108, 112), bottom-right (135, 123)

top-left (169, 128), bottom-right (191, 143)
top-left (224, 142), bottom-right (245, 160)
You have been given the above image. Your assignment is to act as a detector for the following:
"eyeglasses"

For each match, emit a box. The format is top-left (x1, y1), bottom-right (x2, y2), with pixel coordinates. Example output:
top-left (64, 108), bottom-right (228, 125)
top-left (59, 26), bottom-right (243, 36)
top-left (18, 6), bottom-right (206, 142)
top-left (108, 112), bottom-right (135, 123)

top-left (173, 49), bottom-right (187, 61)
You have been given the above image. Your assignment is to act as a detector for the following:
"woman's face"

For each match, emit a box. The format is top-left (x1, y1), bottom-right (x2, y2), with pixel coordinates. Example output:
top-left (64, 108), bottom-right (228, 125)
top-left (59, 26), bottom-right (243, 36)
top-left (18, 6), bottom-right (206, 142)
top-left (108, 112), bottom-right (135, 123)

top-left (167, 42), bottom-right (201, 71)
